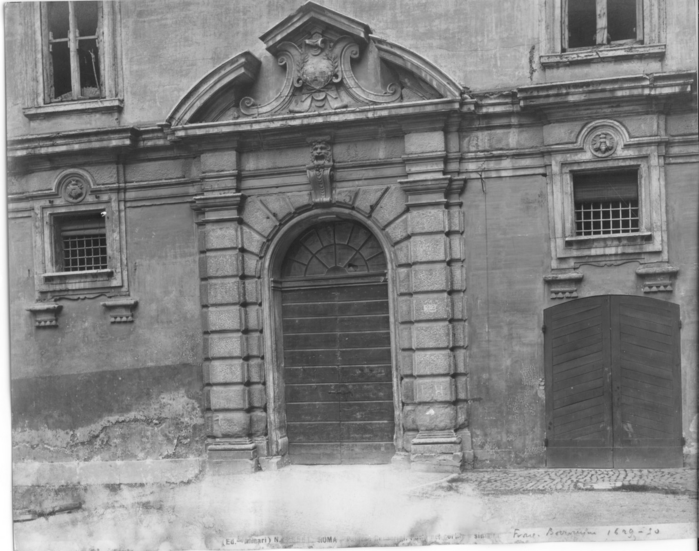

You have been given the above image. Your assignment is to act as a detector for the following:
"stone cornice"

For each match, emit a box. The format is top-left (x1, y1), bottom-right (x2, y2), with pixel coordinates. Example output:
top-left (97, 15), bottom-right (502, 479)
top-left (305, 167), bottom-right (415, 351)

top-left (8, 127), bottom-right (140, 159)
top-left (518, 71), bottom-right (696, 110)
top-left (6, 72), bottom-right (696, 162)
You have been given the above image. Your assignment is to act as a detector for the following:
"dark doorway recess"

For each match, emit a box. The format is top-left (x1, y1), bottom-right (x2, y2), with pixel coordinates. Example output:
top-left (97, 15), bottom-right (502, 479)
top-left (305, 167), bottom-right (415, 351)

top-left (544, 295), bottom-right (682, 468)
top-left (280, 221), bottom-right (395, 464)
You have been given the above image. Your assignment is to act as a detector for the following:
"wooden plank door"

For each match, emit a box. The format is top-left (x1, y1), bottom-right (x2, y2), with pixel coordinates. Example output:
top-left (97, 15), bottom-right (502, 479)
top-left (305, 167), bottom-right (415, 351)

top-left (611, 296), bottom-right (683, 467)
top-left (282, 280), bottom-right (395, 464)
top-left (545, 296), bottom-right (614, 467)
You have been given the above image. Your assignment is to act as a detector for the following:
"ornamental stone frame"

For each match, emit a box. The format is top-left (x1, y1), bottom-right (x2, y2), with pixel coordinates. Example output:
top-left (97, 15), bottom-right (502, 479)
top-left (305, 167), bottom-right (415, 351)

top-left (181, 1), bottom-right (472, 473)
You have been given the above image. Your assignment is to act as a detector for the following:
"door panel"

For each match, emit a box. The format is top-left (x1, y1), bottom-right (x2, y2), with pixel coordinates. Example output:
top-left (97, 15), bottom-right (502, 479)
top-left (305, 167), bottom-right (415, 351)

top-left (283, 280), bottom-right (395, 464)
top-left (545, 295), bottom-right (613, 468)
top-left (545, 295), bottom-right (683, 468)
top-left (611, 296), bottom-right (682, 467)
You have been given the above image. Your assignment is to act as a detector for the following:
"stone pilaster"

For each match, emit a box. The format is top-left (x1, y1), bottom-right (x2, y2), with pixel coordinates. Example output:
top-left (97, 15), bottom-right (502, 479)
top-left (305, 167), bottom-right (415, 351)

top-left (194, 150), bottom-right (260, 474)
top-left (398, 129), bottom-right (463, 473)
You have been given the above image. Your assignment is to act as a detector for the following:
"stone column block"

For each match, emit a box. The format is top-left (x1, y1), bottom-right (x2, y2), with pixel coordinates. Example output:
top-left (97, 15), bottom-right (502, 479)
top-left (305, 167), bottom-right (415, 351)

top-left (204, 279), bottom-right (243, 306)
top-left (401, 378), bottom-right (416, 403)
top-left (205, 385), bottom-right (248, 410)
top-left (201, 252), bottom-right (241, 278)
top-left (248, 385), bottom-right (267, 408)
top-left (203, 225), bottom-right (239, 250)
top-left (203, 360), bottom-right (247, 385)
top-left (413, 350), bottom-right (453, 376)
top-left (411, 265), bottom-right (450, 293)
top-left (413, 323), bottom-right (452, 349)
top-left (408, 210), bottom-right (446, 235)
top-left (207, 333), bottom-right (245, 359)
top-left (412, 294), bottom-right (450, 321)
top-left (415, 403), bottom-right (456, 432)
top-left (248, 359), bottom-right (266, 383)
top-left (414, 376), bottom-right (455, 403)
top-left (205, 306), bottom-right (244, 332)
top-left (205, 411), bottom-right (250, 438)
top-left (410, 235), bottom-right (447, 263)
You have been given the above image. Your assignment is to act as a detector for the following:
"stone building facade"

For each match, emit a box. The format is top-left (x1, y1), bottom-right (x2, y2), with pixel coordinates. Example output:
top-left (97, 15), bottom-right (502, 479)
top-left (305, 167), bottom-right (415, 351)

top-left (5, 0), bottom-right (698, 479)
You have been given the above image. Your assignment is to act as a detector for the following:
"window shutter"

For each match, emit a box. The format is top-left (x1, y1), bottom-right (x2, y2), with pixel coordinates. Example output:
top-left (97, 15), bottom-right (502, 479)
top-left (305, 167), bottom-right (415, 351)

top-left (573, 169), bottom-right (639, 202)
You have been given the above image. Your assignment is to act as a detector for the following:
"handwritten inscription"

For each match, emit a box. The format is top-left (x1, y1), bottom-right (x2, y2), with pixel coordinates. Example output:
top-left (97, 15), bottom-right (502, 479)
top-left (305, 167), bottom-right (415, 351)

top-left (217, 525), bottom-right (673, 549)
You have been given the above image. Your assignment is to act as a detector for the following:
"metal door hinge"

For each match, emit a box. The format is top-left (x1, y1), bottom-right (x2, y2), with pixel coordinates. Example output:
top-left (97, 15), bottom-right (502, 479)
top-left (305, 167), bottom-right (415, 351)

top-left (679, 320), bottom-right (682, 329)
top-left (544, 437), bottom-right (549, 447)
top-left (542, 324), bottom-right (547, 334)
top-left (681, 437), bottom-right (686, 446)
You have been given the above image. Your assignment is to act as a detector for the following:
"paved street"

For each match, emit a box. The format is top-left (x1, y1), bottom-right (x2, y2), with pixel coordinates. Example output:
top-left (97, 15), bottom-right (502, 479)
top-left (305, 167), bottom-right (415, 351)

top-left (13, 465), bottom-right (697, 551)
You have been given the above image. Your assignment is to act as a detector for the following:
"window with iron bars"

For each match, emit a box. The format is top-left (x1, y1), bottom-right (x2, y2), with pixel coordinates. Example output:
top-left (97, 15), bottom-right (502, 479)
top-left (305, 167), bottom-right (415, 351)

top-left (573, 168), bottom-right (640, 237)
top-left (44, 1), bottom-right (103, 102)
top-left (55, 212), bottom-right (108, 272)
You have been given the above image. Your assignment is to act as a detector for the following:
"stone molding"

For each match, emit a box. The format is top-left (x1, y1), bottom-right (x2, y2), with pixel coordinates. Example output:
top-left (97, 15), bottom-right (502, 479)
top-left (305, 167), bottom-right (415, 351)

top-left (636, 264), bottom-right (679, 293)
top-left (543, 272), bottom-right (584, 300)
top-left (26, 303), bottom-right (62, 328)
top-left (23, 99), bottom-right (124, 120)
top-left (540, 44), bottom-right (666, 67)
top-left (101, 299), bottom-right (138, 323)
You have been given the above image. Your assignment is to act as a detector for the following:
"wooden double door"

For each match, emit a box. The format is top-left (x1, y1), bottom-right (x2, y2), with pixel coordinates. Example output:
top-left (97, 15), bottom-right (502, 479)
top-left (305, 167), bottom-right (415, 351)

top-left (544, 295), bottom-right (682, 468)
top-left (279, 221), bottom-right (396, 464)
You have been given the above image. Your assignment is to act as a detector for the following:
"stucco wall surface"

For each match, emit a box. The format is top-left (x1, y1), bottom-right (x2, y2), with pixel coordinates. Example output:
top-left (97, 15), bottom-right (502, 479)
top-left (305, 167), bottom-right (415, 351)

top-left (5, 0), bottom-right (698, 136)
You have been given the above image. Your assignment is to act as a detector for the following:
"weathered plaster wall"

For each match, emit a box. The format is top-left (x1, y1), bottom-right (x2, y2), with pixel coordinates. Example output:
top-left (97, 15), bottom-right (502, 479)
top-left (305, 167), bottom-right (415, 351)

top-left (6, 0), bottom-right (698, 136)
top-left (10, 202), bottom-right (205, 462)
top-left (665, 162), bottom-right (699, 465)
top-left (463, 173), bottom-right (550, 467)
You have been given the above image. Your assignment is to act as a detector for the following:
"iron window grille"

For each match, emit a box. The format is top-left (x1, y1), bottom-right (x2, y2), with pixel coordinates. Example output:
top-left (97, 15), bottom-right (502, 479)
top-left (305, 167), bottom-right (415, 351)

top-left (56, 212), bottom-right (108, 272)
top-left (573, 168), bottom-right (640, 237)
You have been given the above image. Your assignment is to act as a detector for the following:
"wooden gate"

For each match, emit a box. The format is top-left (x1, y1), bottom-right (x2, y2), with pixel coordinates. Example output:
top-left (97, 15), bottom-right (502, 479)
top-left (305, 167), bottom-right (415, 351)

top-left (280, 221), bottom-right (395, 464)
top-left (544, 295), bottom-right (682, 468)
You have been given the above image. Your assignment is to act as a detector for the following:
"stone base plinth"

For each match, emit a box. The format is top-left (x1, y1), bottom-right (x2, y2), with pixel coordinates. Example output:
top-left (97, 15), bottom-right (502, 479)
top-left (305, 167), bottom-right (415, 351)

top-left (410, 452), bottom-right (463, 473)
top-left (410, 431), bottom-right (463, 473)
top-left (259, 455), bottom-right (290, 471)
top-left (206, 443), bottom-right (259, 475)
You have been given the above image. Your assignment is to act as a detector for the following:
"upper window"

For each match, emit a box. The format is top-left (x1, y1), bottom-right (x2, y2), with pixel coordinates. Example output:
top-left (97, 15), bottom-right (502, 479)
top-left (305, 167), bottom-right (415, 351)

top-left (44, 1), bottom-right (103, 102)
top-left (566, 0), bottom-right (641, 50)
top-left (541, 0), bottom-right (665, 66)
top-left (25, 1), bottom-right (121, 117)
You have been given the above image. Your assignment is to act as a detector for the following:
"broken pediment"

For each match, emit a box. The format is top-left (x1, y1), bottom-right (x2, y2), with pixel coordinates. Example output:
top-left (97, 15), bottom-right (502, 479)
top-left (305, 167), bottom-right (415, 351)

top-left (166, 2), bottom-right (463, 127)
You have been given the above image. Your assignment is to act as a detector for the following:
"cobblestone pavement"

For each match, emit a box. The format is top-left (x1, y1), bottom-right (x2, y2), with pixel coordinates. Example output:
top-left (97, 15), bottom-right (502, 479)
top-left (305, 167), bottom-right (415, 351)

top-left (418, 468), bottom-right (697, 496)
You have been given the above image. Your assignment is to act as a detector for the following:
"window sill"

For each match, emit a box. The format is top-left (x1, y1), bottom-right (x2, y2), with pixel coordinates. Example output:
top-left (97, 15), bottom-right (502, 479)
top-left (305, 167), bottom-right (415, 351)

top-left (23, 99), bottom-right (123, 120)
top-left (42, 269), bottom-right (114, 283)
top-left (540, 44), bottom-right (666, 67)
top-left (564, 232), bottom-right (652, 249)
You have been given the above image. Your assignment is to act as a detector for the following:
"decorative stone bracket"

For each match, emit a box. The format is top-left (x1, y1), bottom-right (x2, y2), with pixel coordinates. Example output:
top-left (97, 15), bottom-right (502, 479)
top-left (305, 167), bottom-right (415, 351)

top-left (101, 298), bottom-right (138, 323)
top-left (543, 272), bottom-right (584, 300)
top-left (27, 303), bottom-right (62, 328)
top-left (636, 264), bottom-right (679, 293)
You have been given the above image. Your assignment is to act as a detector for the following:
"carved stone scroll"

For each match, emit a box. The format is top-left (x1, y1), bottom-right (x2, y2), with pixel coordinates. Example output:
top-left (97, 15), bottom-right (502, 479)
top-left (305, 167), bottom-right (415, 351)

top-left (306, 137), bottom-right (333, 204)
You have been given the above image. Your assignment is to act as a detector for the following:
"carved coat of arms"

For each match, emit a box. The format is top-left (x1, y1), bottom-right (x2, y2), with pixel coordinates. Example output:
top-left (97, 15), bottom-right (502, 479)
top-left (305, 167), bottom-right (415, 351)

top-left (239, 31), bottom-right (400, 117)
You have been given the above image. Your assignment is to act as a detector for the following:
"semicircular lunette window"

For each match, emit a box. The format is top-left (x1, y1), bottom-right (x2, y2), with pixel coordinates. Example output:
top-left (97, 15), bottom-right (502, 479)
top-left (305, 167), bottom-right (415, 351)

top-left (281, 221), bottom-right (386, 278)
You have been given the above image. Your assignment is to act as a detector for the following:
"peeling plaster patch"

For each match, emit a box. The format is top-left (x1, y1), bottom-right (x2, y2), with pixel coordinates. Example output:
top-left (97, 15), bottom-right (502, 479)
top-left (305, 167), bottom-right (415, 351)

top-left (13, 390), bottom-right (204, 462)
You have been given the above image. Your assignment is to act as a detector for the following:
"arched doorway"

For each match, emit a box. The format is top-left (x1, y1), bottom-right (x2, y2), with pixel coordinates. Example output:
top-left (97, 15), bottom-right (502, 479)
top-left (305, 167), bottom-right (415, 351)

top-left (544, 295), bottom-right (682, 468)
top-left (278, 220), bottom-right (396, 464)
